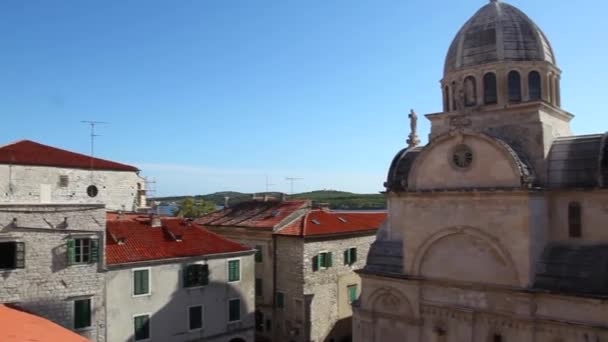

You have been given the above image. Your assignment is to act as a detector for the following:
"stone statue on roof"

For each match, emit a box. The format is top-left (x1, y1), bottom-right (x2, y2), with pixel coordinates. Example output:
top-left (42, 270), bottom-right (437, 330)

top-left (407, 109), bottom-right (420, 148)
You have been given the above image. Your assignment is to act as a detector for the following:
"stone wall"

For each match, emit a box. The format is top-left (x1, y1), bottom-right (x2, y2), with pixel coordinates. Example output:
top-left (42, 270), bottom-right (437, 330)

top-left (0, 204), bottom-right (106, 341)
top-left (0, 164), bottom-right (147, 211)
top-left (106, 252), bottom-right (256, 342)
top-left (302, 233), bottom-right (376, 342)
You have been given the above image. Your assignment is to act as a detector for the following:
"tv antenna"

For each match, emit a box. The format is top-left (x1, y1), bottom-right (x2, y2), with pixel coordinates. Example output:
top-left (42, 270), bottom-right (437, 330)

top-left (265, 175), bottom-right (275, 193)
top-left (285, 177), bottom-right (303, 195)
top-left (81, 120), bottom-right (108, 175)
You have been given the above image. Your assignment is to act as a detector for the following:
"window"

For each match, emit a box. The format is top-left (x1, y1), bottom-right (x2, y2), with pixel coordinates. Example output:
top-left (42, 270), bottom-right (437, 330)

top-left (255, 278), bottom-right (263, 297)
top-left (255, 245), bottom-right (263, 263)
top-left (276, 292), bottom-right (285, 309)
top-left (189, 306), bottom-right (203, 331)
top-left (347, 285), bottom-right (358, 304)
top-left (294, 299), bottom-right (303, 323)
top-left (529, 71), bottom-right (541, 100)
top-left (464, 76), bottom-right (477, 107)
top-left (133, 269), bottom-right (150, 296)
top-left (183, 264), bottom-right (209, 288)
top-left (74, 298), bottom-right (91, 330)
top-left (483, 72), bottom-right (497, 104)
top-left (86, 185), bottom-right (98, 198)
top-left (493, 334), bottom-right (503, 342)
top-left (228, 259), bottom-right (240, 282)
top-left (228, 298), bottom-right (241, 322)
top-left (266, 319), bottom-right (272, 331)
top-left (312, 251), bottom-right (333, 271)
top-left (59, 175), bottom-right (69, 187)
top-left (255, 311), bottom-right (264, 332)
top-left (67, 238), bottom-right (99, 265)
top-left (508, 71), bottom-right (522, 102)
top-left (0, 242), bottom-right (25, 270)
top-left (134, 314), bottom-right (150, 341)
top-left (344, 247), bottom-right (357, 265)
top-left (568, 202), bottom-right (582, 238)
top-left (444, 85), bottom-right (450, 111)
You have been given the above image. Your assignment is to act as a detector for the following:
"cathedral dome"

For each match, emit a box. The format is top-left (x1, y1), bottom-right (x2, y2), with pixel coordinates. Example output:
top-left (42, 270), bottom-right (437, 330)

top-left (444, 0), bottom-right (556, 75)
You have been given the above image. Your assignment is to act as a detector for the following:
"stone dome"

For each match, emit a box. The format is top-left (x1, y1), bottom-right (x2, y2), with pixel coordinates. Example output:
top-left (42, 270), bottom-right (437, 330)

top-left (444, 0), bottom-right (556, 75)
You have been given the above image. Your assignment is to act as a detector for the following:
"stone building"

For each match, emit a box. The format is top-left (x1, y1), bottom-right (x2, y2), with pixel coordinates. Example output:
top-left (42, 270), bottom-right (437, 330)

top-left (196, 199), bottom-right (386, 342)
top-left (354, 1), bottom-right (608, 341)
top-left (0, 203), bottom-right (107, 341)
top-left (105, 213), bottom-right (256, 342)
top-left (0, 140), bottom-right (148, 211)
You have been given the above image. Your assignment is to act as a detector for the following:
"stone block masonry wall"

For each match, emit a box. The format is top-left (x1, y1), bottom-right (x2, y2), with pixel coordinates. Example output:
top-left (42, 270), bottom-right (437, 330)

top-left (0, 204), bottom-right (106, 342)
top-left (0, 164), bottom-right (146, 211)
top-left (275, 236), bottom-right (305, 341)
top-left (303, 233), bottom-right (376, 342)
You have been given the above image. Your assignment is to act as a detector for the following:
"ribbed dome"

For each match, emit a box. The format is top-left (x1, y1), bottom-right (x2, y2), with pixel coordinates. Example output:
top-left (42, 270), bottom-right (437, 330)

top-left (444, 0), bottom-right (556, 75)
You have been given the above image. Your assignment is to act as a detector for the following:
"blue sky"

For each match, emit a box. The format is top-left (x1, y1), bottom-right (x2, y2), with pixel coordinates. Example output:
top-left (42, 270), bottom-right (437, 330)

top-left (1, 0), bottom-right (606, 196)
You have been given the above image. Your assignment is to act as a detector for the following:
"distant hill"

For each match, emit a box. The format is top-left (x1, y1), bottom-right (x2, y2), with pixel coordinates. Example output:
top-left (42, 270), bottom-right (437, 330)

top-left (153, 190), bottom-right (386, 210)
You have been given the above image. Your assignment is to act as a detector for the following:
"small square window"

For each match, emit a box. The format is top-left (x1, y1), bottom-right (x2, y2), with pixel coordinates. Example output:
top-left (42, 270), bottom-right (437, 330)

top-left (228, 298), bottom-right (241, 322)
top-left (276, 292), bottom-right (285, 309)
top-left (68, 238), bottom-right (99, 265)
top-left (0, 242), bottom-right (25, 269)
top-left (347, 284), bottom-right (358, 304)
top-left (183, 264), bottom-right (209, 288)
top-left (344, 247), bottom-right (357, 265)
top-left (59, 175), bottom-right (69, 187)
top-left (134, 314), bottom-right (150, 341)
top-left (255, 245), bottom-right (263, 263)
top-left (74, 298), bottom-right (92, 330)
top-left (313, 251), bottom-right (333, 271)
top-left (189, 306), bottom-right (203, 331)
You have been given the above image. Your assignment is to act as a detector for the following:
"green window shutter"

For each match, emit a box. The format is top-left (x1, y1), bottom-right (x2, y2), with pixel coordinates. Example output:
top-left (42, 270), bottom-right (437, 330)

top-left (327, 252), bottom-right (333, 267)
top-left (228, 260), bottom-right (240, 282)
top-left (276, 292), bottom-right (284, 308)
top-left (90, 239), bottom-right (99, 263)
top-left (14, 242), bottom-right (25, 269)
top-left (134, 270), bottom-right (149, 295)
top-left (319, 253), bottom-right (326, 268)
top-left (229, 299), bottom-right (241, 322)
top-left (312, 256), bottom-right (319, 272)
top-left (74, 299), bottom-right (91, 329)
top-left (183, 266), bottom-right (191, 287)
top-left (255, 245), bottom-right (263, 263)
top-left (201, 264), bottom-right (209, 285)
top-left (134, 315), bottom-right (150, 340)
top-left (351, 248), bottom-right (357, 264)
top-left (67, 239), bottom-right (76, 266)
top-left (344, 249), bottom-right (349, 265)
top-left (348, 285), bottom-right (358, 303)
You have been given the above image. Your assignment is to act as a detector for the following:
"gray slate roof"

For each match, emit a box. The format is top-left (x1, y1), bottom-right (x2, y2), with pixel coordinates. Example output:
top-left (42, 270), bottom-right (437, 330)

top-left (444, 1), bottom-right (555, 74)
top-left (534, 244), bottom-right (608, 297)
top-left (547, 133), bottom-right (608, 188)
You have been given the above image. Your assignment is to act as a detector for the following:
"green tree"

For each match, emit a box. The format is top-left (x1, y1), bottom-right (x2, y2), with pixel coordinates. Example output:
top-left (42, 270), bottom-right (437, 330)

top-left (173, 197), bottom-right (217, 218)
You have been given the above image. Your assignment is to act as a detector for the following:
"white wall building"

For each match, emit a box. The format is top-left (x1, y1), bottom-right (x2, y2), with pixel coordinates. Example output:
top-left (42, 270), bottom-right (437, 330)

top-left (105, 214), bottom-right (256, 342)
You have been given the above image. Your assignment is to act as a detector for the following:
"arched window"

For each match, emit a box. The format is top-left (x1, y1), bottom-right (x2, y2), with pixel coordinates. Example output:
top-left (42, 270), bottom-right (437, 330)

top-left (508, 71), bottom-right (521, 102)
top-left (444, 86), bottom-right (450, 111)
top-left (529, 71), bottom-right (541, 100)
top-left (451, 81), bottom-right (457, 111)
top-left (483, 72), bottom-right (497, 104)
top-left (464, 76), bottom-right (477, 107)
top-left (568, 202), bottom-right (582, 238)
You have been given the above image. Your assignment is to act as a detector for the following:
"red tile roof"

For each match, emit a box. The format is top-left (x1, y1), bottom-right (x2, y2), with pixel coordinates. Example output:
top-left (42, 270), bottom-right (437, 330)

top-left (0, 304), bottom-right (89, 342)
top-left (0, 140), bottom-right (139, 171)
top-left (277, 210), bottom-right (386, 237)
top-left (106, 215), bottom-right (250, 265)
top-left (195, 200), bottom-right (310, 230)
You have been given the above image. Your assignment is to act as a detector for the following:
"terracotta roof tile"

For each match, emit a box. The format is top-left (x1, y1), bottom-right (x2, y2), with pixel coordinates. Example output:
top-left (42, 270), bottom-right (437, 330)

top-left (277, 210), bottom-right (386, 237)
top-left (0, 304), bottom-right (89, 342)
top-left (0, 140), bottom-right (138, 171)
top-left (195, 200), bottom-right (309, 230)
top-left (106, 215), bottom-right (250, 265)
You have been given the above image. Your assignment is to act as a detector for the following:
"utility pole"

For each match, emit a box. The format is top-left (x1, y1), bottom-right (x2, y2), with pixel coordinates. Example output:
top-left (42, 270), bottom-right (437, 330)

top-left (285, 177), bottom-right (303, 195)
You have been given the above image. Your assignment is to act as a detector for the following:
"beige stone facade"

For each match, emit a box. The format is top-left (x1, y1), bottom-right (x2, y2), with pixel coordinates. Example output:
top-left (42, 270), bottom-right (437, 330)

top-left (355, 1), bottom-right (608, 341)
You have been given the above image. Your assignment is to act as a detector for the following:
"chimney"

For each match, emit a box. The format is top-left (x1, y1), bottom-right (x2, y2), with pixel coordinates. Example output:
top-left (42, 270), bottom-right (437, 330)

top-left (314, 202), bottom-right (331, 211)
top-left (281, 193), bottom-right (287, 202)
top-left (263, 194), bottom-right (269, 202)
top-left (117, 210), bottom-right (124, 220)
top-left (224, 196), bottom-right (230, 208)
top-left (150, 213), bottom-right (162, 228)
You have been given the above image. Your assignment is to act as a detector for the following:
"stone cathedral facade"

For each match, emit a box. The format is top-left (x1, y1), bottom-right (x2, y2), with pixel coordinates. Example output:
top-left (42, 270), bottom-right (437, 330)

top-left (354, 1), bottom-right (608, 341)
